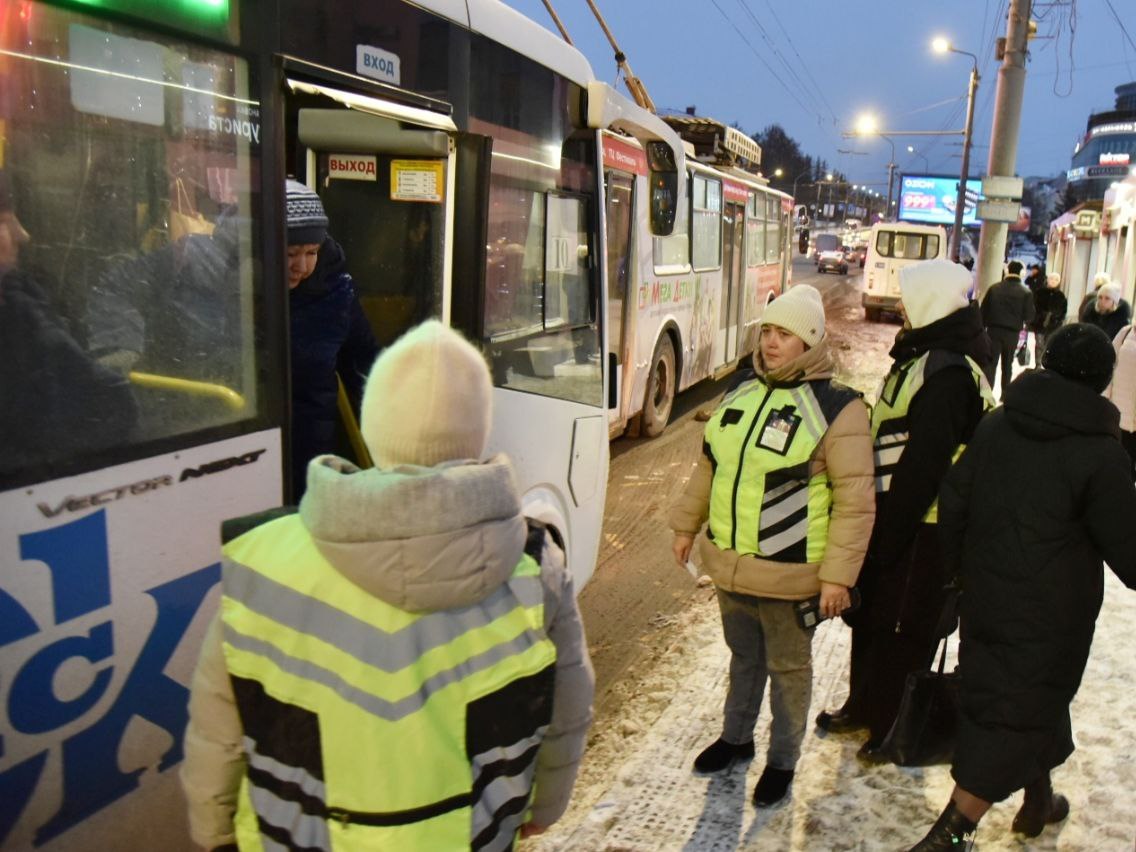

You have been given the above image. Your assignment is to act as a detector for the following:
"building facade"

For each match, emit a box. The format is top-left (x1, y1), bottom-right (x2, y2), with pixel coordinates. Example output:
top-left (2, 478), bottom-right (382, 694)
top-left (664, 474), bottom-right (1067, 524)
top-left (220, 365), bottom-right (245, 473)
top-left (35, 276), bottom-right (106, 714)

top-left (1068, 82), bottom-right (1136, 203)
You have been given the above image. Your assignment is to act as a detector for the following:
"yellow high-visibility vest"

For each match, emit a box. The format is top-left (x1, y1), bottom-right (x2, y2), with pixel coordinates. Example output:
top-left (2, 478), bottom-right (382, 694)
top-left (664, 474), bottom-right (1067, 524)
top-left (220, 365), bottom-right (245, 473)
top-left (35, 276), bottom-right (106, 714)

top-left (705, 377), bottom-right (860, 563)
top-left (220, 514), bottom-right (556, 851)
top-left (870, 351), bottom-right (994, 522)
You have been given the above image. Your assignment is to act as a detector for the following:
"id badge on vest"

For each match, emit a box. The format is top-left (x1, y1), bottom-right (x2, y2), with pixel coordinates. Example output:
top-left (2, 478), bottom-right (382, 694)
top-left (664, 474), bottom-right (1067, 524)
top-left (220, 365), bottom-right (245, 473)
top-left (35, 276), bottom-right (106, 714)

top-left (756, 406), bottom-right (802, 455)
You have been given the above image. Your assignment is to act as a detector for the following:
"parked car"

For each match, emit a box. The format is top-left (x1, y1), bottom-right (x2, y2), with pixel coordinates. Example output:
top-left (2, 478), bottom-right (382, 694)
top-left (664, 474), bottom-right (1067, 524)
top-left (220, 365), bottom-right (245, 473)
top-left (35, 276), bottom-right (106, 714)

top-left (817, 248), bottom-right (848, 275)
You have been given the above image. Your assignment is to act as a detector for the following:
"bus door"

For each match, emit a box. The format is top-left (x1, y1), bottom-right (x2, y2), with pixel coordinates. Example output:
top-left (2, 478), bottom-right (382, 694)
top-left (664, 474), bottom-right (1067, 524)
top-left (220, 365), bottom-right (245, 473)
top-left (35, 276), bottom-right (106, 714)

top-left (723, 200), bottom-right (745, 364)
top-left (285, 77), bottom-right (457, 465)
top-left (604, 170), bottom-right (636, 430)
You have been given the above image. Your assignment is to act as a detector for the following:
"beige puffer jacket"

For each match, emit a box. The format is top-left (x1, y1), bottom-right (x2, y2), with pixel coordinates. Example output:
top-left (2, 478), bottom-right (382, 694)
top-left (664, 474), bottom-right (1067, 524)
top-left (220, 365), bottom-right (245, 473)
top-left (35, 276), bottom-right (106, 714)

top-left (669, 339), bottom-right (876, 599)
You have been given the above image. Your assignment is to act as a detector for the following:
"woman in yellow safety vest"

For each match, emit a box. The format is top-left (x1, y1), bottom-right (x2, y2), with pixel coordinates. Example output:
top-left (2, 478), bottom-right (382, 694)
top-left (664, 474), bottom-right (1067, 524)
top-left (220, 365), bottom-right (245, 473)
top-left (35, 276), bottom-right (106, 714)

top-left (670, 284), bottom-right (875, 808)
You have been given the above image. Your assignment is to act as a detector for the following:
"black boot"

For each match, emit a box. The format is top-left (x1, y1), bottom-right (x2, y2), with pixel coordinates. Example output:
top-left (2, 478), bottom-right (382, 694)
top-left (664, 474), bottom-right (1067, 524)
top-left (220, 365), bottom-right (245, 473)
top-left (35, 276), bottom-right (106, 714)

top-left (751, 767), bottom-right (794, 807)
top-left (1012, 774), bottom-right (1070, 837)
top-left (907, 801), bottom-right (977, 851)
top-left (692, 737), bottom-right (755, 773)
top-left (815, 706), bottom-right (868, 734)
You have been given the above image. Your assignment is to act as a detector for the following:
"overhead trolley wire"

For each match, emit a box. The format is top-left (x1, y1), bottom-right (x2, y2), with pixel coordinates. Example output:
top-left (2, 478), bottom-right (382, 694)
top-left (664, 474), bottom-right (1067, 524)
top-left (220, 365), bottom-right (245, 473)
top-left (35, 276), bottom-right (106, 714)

top-left (733, 0), bottom-right (826, 119)
top-left (758, 0), bottom-right (839, 126)
top-left (707, 0), bottom-right (830, 130)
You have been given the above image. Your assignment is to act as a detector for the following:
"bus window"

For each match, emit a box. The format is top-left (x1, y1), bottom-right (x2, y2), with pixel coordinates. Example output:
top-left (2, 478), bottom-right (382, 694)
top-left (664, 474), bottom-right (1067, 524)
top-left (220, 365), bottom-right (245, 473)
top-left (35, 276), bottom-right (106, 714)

top-left (1, 4), bottom-right (263, 486)
top-left (691, 174), bottom-right (722, 271)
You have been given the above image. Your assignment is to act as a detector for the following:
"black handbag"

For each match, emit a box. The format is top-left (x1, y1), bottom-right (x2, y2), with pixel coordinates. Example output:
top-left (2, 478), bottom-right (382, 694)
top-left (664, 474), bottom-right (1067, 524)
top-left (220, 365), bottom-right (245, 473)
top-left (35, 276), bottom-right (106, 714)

top-left (879, 594), bottom-right (961, 767)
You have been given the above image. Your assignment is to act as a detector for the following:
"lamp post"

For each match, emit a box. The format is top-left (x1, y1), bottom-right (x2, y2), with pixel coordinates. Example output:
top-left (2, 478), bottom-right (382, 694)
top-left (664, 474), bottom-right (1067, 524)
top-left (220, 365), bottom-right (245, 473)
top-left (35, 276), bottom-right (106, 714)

top-left (933, 37), bottom-right (980, 262)
top-left (854, 114), bottom-right (897, 221)
top-left (907, 145), bottom-right (929, 172)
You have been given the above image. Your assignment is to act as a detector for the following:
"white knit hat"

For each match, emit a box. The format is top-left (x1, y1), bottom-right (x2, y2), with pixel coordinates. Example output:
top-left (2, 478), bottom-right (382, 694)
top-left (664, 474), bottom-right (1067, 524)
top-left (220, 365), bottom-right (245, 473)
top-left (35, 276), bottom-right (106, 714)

top-left (760, 284), bottom-right (826, 346)
top-left (899, 259), bottom-right (971, 329)
top-left (360, 320), bottom-right (492, 468)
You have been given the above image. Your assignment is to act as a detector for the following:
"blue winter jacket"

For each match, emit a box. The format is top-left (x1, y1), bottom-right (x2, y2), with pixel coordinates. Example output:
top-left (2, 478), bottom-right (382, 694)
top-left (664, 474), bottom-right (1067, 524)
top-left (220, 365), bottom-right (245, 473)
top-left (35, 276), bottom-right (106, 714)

top-left (289, 236), bottom-right (378, 497)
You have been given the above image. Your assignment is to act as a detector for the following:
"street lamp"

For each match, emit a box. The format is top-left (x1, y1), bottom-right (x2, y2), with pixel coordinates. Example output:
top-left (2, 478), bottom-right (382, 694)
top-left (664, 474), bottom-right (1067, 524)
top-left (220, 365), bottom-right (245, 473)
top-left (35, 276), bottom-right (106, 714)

top-left (933, 36), bottom-right (981, 262)
top-left (854, 113), bottom-right (897, 220)
top-left (907, 145), bottom-right (930, 172)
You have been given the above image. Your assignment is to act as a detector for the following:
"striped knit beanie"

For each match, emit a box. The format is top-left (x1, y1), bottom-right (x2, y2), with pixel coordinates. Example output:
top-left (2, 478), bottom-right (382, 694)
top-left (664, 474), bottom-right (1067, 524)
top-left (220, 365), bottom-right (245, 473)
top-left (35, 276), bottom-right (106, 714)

top-left (285, 179), bottom-right (328, 246)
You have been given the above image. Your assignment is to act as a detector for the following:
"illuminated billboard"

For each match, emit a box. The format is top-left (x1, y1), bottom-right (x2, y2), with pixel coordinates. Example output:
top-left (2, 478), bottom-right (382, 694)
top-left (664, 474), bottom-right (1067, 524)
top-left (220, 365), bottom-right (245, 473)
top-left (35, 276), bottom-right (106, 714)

top-left (898, 174), bottom-right (983, 227)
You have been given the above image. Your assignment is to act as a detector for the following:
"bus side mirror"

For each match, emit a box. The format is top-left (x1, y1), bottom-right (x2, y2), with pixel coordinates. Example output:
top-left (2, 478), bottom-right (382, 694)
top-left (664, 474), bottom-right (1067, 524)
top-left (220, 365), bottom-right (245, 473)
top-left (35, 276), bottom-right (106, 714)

top-left (646, 141), bottom-right (678, 236)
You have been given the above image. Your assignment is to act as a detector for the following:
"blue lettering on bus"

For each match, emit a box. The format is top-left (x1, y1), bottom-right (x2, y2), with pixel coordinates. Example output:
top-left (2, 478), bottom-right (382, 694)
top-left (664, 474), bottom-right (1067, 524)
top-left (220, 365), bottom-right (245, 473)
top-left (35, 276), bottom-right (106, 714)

top-left (0, 509), bottom-right (219, 847)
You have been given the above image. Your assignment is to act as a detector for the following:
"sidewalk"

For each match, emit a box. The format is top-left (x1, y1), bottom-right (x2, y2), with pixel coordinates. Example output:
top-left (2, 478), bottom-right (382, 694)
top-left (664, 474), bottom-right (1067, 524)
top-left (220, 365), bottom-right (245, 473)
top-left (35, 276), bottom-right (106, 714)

top-left (530, 569), bottom-right (1136, 851)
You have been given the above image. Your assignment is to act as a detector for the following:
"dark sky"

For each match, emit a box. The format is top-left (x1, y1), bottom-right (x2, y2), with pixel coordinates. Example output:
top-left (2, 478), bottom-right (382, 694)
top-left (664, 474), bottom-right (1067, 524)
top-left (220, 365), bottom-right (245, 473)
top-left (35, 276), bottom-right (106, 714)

top-left (502, 0), bottom-right (1135, 191)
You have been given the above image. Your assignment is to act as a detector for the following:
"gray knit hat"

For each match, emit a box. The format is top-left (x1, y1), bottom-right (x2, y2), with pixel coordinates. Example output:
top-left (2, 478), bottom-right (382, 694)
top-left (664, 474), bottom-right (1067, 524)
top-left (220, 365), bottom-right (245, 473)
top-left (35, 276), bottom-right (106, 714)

top-left (285, 179), bottom-right (328, 246)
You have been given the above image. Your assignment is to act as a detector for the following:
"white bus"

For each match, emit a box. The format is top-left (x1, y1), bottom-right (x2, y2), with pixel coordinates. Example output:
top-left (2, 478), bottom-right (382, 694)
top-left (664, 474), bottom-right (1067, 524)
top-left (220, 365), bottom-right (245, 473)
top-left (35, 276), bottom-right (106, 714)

top-left (601, 117), bottom-right (794, 438)
top-left (0, 1), bottom-right (685, 848)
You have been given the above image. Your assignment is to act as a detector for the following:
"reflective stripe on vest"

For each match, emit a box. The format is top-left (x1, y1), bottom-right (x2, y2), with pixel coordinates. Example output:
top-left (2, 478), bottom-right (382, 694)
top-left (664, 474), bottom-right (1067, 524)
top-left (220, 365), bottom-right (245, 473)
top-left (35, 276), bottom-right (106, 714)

top-left (870, 351), bottom-right (994, 522)
top-left (705, 378), bottom-right (856, 563)
top-left (220, 514), bottom-right (556, 852)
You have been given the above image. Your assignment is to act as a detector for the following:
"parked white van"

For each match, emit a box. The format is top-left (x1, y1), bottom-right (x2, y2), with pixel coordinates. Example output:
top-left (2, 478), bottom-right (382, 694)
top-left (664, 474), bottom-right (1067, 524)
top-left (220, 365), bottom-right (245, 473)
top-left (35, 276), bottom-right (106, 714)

top-left (862, 222), bottom-right (948, 321)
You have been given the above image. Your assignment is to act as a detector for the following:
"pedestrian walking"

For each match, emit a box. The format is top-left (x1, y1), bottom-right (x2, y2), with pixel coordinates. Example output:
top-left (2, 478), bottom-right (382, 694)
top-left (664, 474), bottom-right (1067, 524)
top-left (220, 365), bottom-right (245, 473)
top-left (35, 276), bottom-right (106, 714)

top-left (908, 324), bottom-right (1136, 850)
top-left (181, 320), bottom-right (594, 850)
top-left (285, 179), bottom-right (379, 498)
top-left (1030, 271), bottom-right (1067, 364)
top-left (670, 284), bottom-right (875, 808)
top-left (1024, 264), bottom-right (1045, 293)
top-left (1105, 315), bottom-right (1136, 480)
top-left (980, 260), bottom-right (1035, 400)
top-left (1079, 279), bottom-right (1130, 341)
top-left (817, 259), bottom-right (994, 762)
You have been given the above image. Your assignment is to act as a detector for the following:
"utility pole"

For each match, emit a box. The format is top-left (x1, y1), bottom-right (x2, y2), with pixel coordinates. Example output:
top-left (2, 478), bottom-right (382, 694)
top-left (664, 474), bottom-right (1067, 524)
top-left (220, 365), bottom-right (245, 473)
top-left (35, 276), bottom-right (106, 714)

top-left (975, 0), bottom-right (1033, 299)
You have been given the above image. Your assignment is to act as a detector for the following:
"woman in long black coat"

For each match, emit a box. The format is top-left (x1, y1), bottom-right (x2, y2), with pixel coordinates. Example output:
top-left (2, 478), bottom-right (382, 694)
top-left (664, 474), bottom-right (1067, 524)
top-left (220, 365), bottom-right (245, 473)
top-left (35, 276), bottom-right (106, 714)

top-left (908, 323), bottom-right (1136, 850)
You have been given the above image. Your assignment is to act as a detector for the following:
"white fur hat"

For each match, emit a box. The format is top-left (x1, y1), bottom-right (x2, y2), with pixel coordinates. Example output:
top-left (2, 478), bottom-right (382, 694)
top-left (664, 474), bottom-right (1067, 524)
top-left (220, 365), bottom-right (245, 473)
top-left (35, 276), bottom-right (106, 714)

top-left (760, 284), bottom-right (826, 346)
top-left (1093, 272), bottom-right (1112, 289)
top-left (1097, 282), bottom-right (1122, 306)
top-left (360, 320), bottom-right (492, 468)
top-left (899, 259), bottom-right (972, 329)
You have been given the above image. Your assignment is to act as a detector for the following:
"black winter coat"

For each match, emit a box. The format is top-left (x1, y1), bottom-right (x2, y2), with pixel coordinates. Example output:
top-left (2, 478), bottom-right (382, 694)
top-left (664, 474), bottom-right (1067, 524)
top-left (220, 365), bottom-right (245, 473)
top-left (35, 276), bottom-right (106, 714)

top-left (980, 276), bottom-right (1035, 332)
top-left (1080, 299), bottom-right (1131, 341)
top-left (289, 237), bottom-right (378, 497)
top-left (940, 369), bottom-right (1136, 801)
top-left (1030, 286), bottom-right (1067, 334)
top-left (855, 303), bottom-right (991, 641)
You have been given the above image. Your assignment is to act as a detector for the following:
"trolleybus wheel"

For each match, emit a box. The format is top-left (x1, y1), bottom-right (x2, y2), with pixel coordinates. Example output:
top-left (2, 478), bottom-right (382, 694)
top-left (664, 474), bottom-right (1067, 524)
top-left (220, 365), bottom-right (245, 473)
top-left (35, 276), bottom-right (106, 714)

top-left (642, 335), bottom-right (675, 438)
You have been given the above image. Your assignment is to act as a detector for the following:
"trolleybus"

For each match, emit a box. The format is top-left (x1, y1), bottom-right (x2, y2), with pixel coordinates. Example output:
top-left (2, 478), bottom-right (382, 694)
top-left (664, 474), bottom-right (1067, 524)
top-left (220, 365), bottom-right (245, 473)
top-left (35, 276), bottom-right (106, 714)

top-left (602, 115), bottom-right (793, 438)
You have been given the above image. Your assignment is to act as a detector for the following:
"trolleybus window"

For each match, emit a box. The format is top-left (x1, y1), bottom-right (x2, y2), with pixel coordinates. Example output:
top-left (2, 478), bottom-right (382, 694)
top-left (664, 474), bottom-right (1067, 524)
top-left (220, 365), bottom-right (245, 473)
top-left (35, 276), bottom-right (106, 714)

top-left (765, 195), bottom-right (783, 264)
top-left (691, 174), bottom-right (722, 271)
top-left (0, 4), bottom-right (263, 486)
top-left (746, 192), bottom-right (765, 266)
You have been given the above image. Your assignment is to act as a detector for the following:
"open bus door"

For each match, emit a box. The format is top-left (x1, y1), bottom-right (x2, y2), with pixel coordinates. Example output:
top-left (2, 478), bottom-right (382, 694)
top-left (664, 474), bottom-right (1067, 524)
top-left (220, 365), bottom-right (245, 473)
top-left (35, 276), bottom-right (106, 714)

top-left (283, 74), bottom-right (457, 482)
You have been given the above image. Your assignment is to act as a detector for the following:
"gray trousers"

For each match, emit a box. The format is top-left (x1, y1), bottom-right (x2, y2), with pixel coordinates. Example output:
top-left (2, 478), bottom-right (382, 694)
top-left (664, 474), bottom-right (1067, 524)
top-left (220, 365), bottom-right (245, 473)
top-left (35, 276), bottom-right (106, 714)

top-left (716, 588), bottom-right (814, 770)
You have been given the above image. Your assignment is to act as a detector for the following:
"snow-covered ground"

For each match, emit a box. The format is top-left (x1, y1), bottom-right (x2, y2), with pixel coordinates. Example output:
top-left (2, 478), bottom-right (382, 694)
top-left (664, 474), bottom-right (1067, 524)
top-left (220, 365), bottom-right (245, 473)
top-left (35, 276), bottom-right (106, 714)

top-left (530, 571), bottom-right (1136, 851)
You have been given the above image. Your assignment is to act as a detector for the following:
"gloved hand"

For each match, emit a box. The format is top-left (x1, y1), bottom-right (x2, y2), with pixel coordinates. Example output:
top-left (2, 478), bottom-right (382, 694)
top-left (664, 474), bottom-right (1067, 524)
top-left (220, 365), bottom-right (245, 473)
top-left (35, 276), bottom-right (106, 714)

top-left (96, 348), bottom-right (140, 374)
